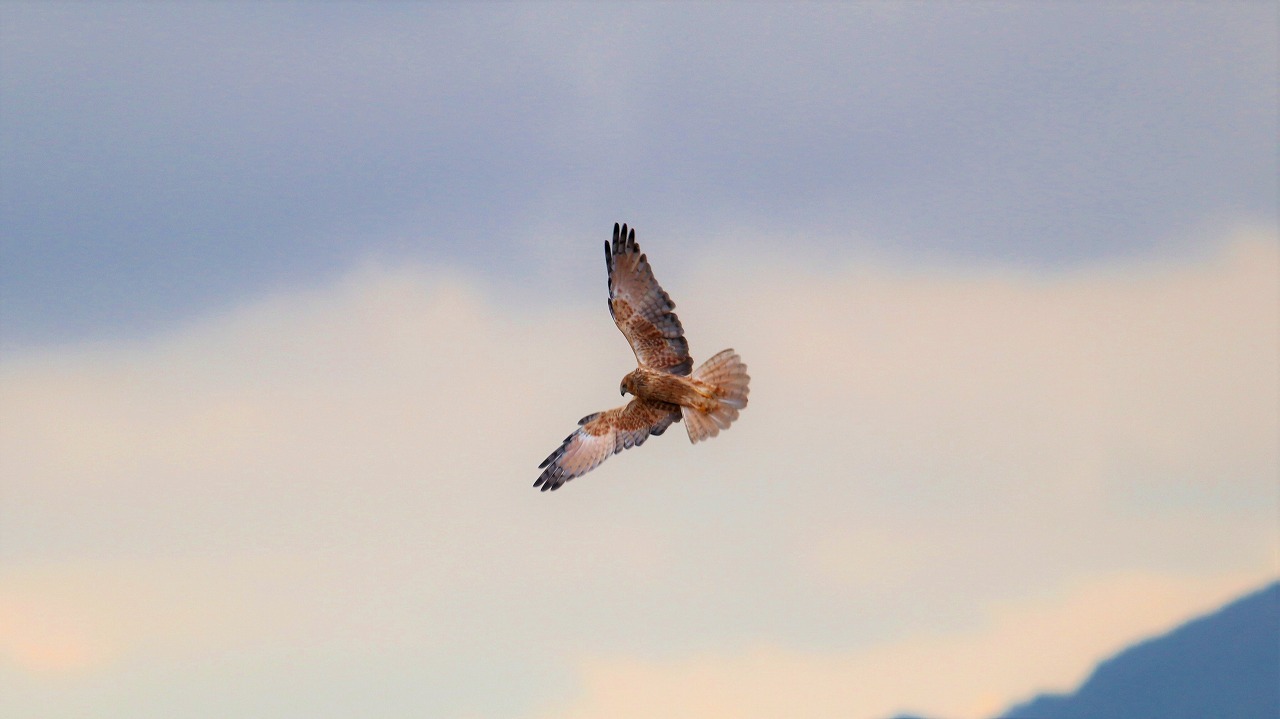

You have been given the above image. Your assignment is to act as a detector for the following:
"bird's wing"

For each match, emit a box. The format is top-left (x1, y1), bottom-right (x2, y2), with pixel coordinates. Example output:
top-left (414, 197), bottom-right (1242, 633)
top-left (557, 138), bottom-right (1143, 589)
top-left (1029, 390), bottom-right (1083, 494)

top-left (535, 398), bottom-right (680, 491)
top-left (606, 223), bottom-right (693, 376)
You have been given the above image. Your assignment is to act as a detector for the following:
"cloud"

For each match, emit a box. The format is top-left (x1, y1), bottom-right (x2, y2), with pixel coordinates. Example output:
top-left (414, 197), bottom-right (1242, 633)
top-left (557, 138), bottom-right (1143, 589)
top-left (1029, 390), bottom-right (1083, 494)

top-left (3, 3), bottom-right (1275, 345)
top-left (1, 228), bottom-right (1276, 717)
top-left (537, 570), bottom-right (1271, 719)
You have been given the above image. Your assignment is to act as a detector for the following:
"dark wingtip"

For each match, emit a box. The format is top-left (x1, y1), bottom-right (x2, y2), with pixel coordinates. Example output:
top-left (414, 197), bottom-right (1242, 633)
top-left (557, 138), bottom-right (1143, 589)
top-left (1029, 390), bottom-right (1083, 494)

top-left (610, 222), bottom-right (639, 257)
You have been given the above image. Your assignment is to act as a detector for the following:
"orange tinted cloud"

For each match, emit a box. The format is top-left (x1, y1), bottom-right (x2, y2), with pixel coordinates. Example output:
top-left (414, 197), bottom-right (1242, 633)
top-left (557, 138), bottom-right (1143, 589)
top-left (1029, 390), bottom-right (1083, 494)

top-left (0, 230), bottom-right (1274, 717)
top-left (538, 571), bottom-right (1272, 719)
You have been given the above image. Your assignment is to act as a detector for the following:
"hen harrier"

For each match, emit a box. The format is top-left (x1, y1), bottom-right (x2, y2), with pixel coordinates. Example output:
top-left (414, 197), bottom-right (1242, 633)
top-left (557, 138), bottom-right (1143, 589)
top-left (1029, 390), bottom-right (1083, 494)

top-left (535, 223), bottom-right (750, 491)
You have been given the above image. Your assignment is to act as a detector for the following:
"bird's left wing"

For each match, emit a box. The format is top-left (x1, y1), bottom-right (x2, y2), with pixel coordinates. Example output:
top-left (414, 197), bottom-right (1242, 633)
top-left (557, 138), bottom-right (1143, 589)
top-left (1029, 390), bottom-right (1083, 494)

top-left (535, 398), bottom-right (680, 491)
top-left (606, 223), bottom-right (693, 376)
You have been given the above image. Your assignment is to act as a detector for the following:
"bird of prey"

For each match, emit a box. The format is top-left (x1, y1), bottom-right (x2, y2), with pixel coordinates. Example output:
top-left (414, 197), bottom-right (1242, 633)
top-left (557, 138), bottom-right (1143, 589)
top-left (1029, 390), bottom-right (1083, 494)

top-left (535, 223), bottom-right (750, 491)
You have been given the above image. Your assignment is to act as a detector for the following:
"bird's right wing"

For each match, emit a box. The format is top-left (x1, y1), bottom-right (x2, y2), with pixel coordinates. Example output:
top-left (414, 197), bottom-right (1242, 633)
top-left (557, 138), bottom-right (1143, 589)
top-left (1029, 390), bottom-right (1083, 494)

top-left (535, 398), bottom-right (680, 491)
top-left (606, 223), bottom-right (693, 376)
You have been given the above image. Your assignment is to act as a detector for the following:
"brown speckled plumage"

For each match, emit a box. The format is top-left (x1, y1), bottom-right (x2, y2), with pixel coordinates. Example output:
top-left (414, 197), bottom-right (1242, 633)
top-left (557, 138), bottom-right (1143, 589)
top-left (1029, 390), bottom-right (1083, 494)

top-left (535, 223), bottom-right (751, 492)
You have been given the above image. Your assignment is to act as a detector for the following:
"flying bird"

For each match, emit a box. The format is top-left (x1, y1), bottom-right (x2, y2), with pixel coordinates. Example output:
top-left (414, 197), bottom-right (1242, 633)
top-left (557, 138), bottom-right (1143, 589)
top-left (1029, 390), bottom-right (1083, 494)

top-left (535, 223), bottom-right (750, 491)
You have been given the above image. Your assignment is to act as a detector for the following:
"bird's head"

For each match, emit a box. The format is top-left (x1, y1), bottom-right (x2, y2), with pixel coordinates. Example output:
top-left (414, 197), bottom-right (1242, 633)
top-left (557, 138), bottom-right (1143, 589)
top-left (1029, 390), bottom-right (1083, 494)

top-left (619, 371), bottom-right (638, 397)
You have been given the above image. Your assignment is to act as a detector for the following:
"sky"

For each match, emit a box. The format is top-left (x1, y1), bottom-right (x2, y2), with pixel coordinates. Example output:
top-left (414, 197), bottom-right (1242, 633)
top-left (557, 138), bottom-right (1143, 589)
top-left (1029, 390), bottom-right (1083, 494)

top-left (0, 3), bottom-right (1277, 718)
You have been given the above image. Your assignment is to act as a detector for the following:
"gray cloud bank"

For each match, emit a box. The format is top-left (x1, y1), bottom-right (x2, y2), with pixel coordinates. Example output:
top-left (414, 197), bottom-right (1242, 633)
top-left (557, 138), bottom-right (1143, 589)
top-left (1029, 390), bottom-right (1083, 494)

top-left (2, 2), bottom-right (1276, 346)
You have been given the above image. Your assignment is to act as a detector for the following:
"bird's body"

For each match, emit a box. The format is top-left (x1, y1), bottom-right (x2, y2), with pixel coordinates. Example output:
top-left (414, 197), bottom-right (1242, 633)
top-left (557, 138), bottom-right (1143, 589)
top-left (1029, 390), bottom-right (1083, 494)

top-left (535, 223), bottom-right (749, 491)
top-left (622, 367), bottom-right (713, 411)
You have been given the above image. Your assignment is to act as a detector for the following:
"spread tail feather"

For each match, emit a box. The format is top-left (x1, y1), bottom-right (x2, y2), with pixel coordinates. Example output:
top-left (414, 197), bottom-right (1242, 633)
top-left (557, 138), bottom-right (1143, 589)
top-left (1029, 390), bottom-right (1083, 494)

top-left (682, 349), bottom-right (750, 443)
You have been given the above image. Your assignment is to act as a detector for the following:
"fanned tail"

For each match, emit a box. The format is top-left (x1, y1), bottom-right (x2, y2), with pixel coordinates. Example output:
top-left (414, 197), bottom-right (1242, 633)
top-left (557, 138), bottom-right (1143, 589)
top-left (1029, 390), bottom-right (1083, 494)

top-left (682, 349), bottom-right (750, 443)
